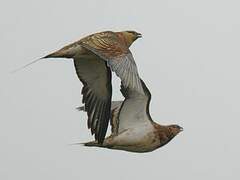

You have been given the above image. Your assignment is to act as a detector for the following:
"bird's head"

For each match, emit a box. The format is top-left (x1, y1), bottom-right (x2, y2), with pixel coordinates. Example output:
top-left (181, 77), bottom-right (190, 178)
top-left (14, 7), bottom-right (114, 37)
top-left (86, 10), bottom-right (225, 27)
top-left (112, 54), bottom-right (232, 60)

top-left (118, 30), bottom-right (142, 47)
top-left (168, 124), bottom-right (183, 137)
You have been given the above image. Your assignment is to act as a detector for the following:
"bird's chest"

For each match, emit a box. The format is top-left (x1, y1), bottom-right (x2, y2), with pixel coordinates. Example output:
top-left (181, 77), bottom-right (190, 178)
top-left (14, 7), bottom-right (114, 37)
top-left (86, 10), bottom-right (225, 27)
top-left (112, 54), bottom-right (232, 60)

top-left (113, 123), bottom-right (161, 152)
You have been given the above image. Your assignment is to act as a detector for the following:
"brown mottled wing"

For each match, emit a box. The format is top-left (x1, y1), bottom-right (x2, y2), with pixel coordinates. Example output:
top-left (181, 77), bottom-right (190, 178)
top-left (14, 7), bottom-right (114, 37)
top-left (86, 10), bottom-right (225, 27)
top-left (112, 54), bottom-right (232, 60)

top-left (74, 54), bottom-right (112, 144)
top-left (80, 31), bottom-right (128, 58)
top-left (79, 31), bottom-right (143, 93)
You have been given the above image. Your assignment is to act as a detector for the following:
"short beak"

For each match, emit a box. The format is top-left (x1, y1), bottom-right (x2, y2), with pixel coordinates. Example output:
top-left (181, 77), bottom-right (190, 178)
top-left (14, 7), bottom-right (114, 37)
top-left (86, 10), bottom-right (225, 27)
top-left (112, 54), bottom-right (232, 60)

top-left (137, 33), bottom-right (142, 38)
top-left (180, 127), bottom-right (184, 132)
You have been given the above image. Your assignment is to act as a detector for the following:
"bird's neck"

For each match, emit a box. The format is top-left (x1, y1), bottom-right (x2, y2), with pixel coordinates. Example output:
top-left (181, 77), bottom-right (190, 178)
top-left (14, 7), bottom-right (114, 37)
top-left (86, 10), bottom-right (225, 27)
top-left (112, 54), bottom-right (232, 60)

top-left (153, 123), bottom-right (174, 145)
top-left (116, 32), bottom-right (132, 48)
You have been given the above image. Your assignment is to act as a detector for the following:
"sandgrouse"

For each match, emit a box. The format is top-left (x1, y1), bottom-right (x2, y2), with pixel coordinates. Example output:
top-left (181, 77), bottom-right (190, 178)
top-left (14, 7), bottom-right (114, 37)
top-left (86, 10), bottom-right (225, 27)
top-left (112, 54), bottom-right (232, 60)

top-left (15, 30), bottom-right (143, 143)
top-left (79, 79), bottom-right (183, 153)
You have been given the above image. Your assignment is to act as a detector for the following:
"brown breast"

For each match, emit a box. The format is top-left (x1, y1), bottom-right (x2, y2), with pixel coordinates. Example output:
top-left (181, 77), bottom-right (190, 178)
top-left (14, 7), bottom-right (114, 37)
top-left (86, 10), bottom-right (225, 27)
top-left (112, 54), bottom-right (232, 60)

top-left (153, 123), bottom-right (173, 147)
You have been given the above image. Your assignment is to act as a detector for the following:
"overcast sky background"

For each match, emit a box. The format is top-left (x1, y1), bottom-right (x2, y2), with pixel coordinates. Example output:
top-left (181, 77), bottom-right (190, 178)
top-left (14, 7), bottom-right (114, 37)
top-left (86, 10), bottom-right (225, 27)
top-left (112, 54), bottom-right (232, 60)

top-left (1, 0), bottom-right (240, 179)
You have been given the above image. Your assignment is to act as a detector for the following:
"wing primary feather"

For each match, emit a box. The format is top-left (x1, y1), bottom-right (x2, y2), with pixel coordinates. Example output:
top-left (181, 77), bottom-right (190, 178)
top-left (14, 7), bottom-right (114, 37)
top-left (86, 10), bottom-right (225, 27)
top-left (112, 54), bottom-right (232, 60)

top-left (121, 58), bottom-right (129, 85)
top-left (89, 99), bottom-right (97, 116)
top-left (94, 120), bottom-right (100, 140)
top-left (81, 84), bottom-right (87, 95)
top-left (126, 59), bottom-right (132, 88)
top-left (99, 102), bottom-right (107, 141)
top-left (96, 102), bottom-right (108, 143)
top-left (87, 95), bottom-right (95, 115)
top-left (85, 92), bottom-right (93, 111)
top-left (95, 102), bottom-right (104, 136)
top-left (82, 88), bottom-right (90, 103)
top-left (91, 119), bottom-right (98, 135)
top-left (124, 58), bottom-right (132, 89)
top-left (91, 100), bottom-right (101, 133)
top-left (87, 109), bottom-right (95, 129)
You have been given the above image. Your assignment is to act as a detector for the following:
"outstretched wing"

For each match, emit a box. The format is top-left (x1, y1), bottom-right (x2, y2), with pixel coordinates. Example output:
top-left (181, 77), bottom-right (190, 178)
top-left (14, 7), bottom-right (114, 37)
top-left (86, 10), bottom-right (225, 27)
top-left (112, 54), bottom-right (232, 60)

top-left (117, 79), bottom-right (153, 133)
top-left (74, 54), bottom-right (112, 144)
top-left (78, 101), bottom-right (123, 136)
top-left (79, 31), bottom-right (143, 94)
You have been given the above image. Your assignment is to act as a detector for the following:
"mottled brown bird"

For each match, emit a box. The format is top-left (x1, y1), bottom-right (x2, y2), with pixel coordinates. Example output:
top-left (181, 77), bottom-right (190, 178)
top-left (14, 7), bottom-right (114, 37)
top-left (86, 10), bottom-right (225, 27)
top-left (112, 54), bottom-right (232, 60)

top-left (14, 30), bottom-right (143, 144)
top-left (79, 79), bottom-right (183, 153)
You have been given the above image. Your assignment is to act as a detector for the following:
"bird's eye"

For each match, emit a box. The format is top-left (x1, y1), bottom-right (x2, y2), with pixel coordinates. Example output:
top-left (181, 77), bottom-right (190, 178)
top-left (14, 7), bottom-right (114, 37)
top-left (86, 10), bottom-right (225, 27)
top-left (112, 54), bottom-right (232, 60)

top-left (127, 31), bottom-right (135, 34)
top-left (173, 125), bottom-right (179, 129)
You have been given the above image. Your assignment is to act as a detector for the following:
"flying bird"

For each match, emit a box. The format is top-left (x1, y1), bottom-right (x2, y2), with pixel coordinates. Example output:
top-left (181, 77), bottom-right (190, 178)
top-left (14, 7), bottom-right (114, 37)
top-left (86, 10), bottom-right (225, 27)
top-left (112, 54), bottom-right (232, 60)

top-left (79, 79), bottom-right (183, 153)
top-left (14, 30), bottom-right (143, 144)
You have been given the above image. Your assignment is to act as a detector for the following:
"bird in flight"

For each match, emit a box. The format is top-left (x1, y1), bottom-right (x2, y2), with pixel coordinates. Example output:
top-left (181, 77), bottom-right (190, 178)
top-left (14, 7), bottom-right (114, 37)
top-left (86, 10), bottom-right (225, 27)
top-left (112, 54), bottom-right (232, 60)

top-left (15, 30), bottom-right (183, 152)
top-left (14, 30), bottom-right (143, 144)
top-left (79, 78), bottom-right (183, 153)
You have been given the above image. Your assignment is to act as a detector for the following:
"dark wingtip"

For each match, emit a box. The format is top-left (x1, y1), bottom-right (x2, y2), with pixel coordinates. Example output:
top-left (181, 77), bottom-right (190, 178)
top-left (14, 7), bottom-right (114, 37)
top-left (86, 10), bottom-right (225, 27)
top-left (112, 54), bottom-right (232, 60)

top-left (95, 133), bottom-right (105, 144)
top-left (96, 136), bottom-right (106, 145)
top-left (68, 142), bottom-right (84, 146)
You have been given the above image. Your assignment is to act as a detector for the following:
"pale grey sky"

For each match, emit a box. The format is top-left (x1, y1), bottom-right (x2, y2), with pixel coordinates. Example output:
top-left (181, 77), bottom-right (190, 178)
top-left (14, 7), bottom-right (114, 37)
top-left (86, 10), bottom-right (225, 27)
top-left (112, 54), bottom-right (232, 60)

top-left (1, 0), bottom-right (239, 179)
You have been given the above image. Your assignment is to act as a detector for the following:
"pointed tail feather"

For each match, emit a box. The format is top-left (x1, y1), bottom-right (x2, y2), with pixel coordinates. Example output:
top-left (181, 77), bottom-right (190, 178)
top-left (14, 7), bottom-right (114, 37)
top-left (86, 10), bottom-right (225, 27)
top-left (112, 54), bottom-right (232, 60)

top-left (83, 141), bottom-right (101, 147)
top-left (10, 50), bottom-right (66, 74)
top-left (68, 142), bottom-right (84, 146)
top-left (11, 58), bottom-right (44, 73)
top-left (69, 141), bottom-right (100, 147)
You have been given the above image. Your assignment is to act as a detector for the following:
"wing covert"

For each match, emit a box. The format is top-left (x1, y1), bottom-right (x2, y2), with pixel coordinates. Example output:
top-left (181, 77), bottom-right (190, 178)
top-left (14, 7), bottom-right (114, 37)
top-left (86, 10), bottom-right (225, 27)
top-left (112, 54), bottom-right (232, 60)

top-left (79, 31), bottom-right (144, 94)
